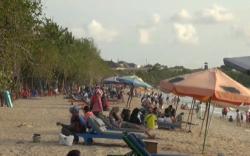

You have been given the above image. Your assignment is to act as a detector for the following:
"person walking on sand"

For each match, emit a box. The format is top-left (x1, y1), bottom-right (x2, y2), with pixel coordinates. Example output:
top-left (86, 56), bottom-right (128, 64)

top-left (240, 112), bottom-right (244, 124)
top-left (126, 85), bottom-right (134, 108)
top-left (246, 110), bottom-right (250, 127)
top-left (158, 93), bottom-right (163, 109)
top-left (236, 109), bottom-right (241, 126)
top-left (196, 102), bottom-right (201, 119)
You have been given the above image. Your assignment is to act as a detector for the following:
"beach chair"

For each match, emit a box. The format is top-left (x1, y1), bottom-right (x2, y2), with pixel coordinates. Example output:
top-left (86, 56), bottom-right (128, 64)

top-left (122, 133), bottom-right (188, 156)
top-left (77, 117), bottom-right (145, 145)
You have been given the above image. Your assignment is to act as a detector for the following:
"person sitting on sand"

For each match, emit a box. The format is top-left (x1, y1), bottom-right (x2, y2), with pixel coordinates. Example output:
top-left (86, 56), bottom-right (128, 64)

top-left (109, 107), bottom-right (155, 138)
top-left (229, 115), bottom-right (233, 122)
top-left (57, 106), bottom-right (86, 143)
top-left (171, 108), bottom-right (176, 118)
top-left (129, 108), bottom-right (143, 125)
top-left (181, 103), bottom-right (189, 110)
top-left (164, 105), bottom-right (173, 118)
top-left (109, 107), bottom-right (122, 128)
top-left (82, 105), bottom-right (95, 129)
top-left (145, 107), bottom-right (158, 129)
top-left (67, 150), bottom-right (81, 156)
top-left (158, 112), bottom-right (184, 130)
top-left (121, 108), bottom-right (131, 122)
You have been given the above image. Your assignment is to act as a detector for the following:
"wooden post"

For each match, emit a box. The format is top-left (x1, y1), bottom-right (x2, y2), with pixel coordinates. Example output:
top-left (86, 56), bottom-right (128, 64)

top-left (199, 102), bottom-right (208, 137)
top-left (188, 101), bottom-right (195, 132)
top-left (185, 100), bottom-right (193, 130)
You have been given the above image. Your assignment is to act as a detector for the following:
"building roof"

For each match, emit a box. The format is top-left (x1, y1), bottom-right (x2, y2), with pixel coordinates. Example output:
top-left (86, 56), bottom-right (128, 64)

top-left (223, 56), bottom-right (250, 75)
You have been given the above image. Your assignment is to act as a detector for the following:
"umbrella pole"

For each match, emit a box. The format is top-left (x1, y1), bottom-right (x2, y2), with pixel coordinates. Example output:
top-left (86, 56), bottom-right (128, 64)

top-left (199, 102), bottom-right (208, 137)
top-left (188, 101), bottom-right (195, 132)
top-left (202, 101), bottom-right (211, 154)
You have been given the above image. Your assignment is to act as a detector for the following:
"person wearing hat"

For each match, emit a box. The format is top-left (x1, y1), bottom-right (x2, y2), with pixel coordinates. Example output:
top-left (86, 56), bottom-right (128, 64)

top-left (57, 106), bottom-right (86, 143)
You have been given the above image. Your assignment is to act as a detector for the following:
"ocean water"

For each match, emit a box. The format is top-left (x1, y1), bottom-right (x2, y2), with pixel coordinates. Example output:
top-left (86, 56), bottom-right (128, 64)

top-left (162, 94), bottom-right (248, 120)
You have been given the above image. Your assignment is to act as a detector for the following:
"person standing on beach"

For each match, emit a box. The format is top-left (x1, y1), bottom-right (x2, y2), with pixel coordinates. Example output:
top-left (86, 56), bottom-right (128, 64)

top-left (126, 85), bottom-right (134, 108)
top-left (246, 111), bottom-right (250, 127)
top-left (158, 93), bottom-right (163, 109)
top-left (240, 112), bottom-right (244, 124)
top-left (236, 109), bottom-right (241, 126)
top-left (90, 87), bottom-right (103, 116)
top-left (222, 107), bottom-right (228, 119)
top-left (196, 102), bottom-right (201, 119)
top-left (166, 96), bottom-right (170, 105)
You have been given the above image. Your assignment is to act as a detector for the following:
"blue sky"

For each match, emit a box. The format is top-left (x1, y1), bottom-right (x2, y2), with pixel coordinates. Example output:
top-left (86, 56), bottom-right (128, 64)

top-left (42, 0), bottom-right (250, 68)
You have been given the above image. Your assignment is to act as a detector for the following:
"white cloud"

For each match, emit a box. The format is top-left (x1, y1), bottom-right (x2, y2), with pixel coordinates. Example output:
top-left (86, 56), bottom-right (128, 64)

top-left (152, 13), bottom-right (161, 24)
top-left (197, 4), bottom-right (234, 23)
top-left (173, 23), bottom-right (198, 44)
top-left (171, 5), bottom-right (234, 24)
top-left (171, 9), bottom-right (192, 22)
top-left (139, 28), bottom-right (151, 44)
top-left (70, 28), bottom-right (85, 38)
top-left (88, 20), bottom-right (118, 42)
top-left (137, 13), bottom-right (160, 44)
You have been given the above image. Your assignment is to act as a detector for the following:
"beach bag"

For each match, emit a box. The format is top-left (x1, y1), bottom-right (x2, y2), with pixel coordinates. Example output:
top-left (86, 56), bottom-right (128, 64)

top-left (59, 133), bottom-right (74, 146)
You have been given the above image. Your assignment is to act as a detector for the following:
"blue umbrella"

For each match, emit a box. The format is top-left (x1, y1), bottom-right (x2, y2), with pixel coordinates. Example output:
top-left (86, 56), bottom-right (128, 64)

top-left (103, 76), bottom-right (121, 84)
top-left (117, 75), bottom-right (152, 88)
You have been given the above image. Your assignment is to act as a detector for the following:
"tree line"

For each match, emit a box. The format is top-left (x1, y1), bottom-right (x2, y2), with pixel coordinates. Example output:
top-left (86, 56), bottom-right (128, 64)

top-left (117, 64), bottom-right (250, 88)
top-left (0, 0), bottom-right (111, 95)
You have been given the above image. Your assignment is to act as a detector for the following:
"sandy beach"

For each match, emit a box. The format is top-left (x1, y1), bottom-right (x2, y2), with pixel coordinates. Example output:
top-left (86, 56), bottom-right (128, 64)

top-left (0, 96), bottom-right (249, 156)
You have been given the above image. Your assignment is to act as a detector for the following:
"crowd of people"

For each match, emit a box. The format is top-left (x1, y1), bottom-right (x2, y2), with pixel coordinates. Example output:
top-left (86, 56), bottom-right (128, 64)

top-left (57, 85), bottom-right (250, 156)
top-left (221, 107), bottom-right (250, 127)
top-left (57, 87), bottom-right (186, 145)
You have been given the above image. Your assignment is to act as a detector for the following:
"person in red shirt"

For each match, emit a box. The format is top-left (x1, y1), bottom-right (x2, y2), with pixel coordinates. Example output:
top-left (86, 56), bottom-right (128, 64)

top-left (83, 106), bottom-right (94, 121)
top-left (90, 88), bottom-right (103, 116)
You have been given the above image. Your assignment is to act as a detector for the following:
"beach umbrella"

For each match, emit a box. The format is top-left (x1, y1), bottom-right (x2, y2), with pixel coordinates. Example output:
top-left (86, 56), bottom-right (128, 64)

top-left (160, 68), bottom-right (250, 153)
top-left (103, 76), bottom-right (121, 84)
top-left (160, 68), bottom-right (250, 105)
top-left (117, 75), bottom-right (152, 88)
